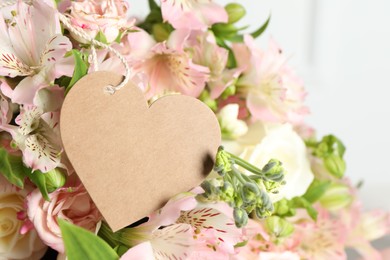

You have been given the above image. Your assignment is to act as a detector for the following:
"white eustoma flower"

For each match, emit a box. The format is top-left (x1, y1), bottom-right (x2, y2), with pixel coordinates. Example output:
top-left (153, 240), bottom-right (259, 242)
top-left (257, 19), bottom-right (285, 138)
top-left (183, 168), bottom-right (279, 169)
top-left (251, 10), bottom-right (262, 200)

top-left (223, 122), bottom-right (314, 202)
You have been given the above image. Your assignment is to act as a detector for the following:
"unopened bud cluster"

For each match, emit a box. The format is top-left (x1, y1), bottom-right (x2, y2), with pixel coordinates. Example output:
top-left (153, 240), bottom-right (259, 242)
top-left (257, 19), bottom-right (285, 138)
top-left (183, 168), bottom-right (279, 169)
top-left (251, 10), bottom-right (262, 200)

top-left (200, 146), bottom-right (286, 228)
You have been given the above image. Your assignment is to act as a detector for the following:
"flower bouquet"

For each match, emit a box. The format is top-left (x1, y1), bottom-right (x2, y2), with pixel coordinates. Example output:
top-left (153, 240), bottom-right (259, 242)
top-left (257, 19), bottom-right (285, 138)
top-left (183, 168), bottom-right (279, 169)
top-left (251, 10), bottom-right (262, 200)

top-left (0, 0), bottom-right (388, 259)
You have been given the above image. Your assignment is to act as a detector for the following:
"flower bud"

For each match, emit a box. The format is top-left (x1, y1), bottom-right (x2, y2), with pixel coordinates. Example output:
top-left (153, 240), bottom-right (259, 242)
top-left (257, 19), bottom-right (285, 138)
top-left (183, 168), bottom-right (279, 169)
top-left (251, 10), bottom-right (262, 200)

top-left (324, 154), bottom-right (346, 178)
top-left (225, 3), bottom-right (246, 24)
top-left (221, 181), bottom-right (235, 200)
top-left (262, 159), bottom-right (285, 181)
top-left (152, 23), bottom-right (171, 42)
top-left (241, 182), bottom-right (259, 203)
top-left (319, 183), bottom-right (352, 211)
top-left (214, 146), bottom-right (232, 176)
top-left (233, 207), bottom-right (248, 228)
top-left (264, 216), bottom-right (294, 239)
top-left (220, 84), bottom-right (236, 100)
top-left (274, 199), bottom-right (290, 216)
top-left (45, 168), bottom-right (67, 192)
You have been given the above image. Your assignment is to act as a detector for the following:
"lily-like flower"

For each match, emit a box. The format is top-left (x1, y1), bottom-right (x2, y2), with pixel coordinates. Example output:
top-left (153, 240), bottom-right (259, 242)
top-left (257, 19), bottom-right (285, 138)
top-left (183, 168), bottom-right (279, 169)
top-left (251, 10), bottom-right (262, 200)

top-left (0, 81), bottom-right (12, 130)
top-left (161, 0), bottom-right (228, 30)
top-left (120, 192), bottom-right (243, 259)
top-left (233, 36), bottom-right (309, 125)
top-left (138, 33), bottom-right (210, 99)
top-left (10, 106), bottom-right (62, 173)
top-left (0, 0), bottom-right (72, 105)
top-left (172, 29), bottom-right (241, 98)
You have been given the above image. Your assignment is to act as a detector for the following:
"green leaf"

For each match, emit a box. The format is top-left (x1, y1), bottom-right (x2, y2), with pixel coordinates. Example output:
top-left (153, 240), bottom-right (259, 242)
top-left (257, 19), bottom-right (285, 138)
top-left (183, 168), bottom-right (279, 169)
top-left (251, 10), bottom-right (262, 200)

top-left (113, 245), bottom-right (130, 257)
top-left (66, 50), bottom-right (89, 94)
top-left (95, 31), bottom-right (108, 44)
top-left (216, 38), bottom-right (237, 68)
top-left (59, 219), bottom-right (119, 260)
top-left (0, 148), bottom-right (26, 188)
top-left (251, 15), bottom-right (271, 39)
top-left (303, 179), bottom-right (332, 203)
top-left (148, 0), bottom-right (159, 11)
top-left (291, 197), bottom-right (318, 220)
top-left (137, 9), bottom-right (163, 33)
top-left (27, 170), bottom-right (50, 201)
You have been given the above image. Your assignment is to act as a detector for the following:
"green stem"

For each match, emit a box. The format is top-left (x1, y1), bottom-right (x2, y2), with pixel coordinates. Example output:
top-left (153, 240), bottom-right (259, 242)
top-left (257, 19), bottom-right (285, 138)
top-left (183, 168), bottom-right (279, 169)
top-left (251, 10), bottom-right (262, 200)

top-left (227, 152), bottom-right (264, 175)
top-left (97, 222), bottom-right (118, 248)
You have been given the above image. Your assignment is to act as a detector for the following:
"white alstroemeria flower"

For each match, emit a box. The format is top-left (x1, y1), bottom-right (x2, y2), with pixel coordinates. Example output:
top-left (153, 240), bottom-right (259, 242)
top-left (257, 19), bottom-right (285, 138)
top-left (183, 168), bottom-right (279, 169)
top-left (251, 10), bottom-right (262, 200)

top-left (9, 105), bottom-right (63, 173)
top-left (218, 104), bottom-right (248, 140)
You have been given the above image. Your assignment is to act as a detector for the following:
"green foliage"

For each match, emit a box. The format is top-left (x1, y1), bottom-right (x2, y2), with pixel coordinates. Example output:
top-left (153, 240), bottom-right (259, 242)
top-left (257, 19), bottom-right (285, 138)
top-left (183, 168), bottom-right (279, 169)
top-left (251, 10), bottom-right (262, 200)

top-left (66, 50), bottom-right (89, 95)
top-left (303, 179), bottom-right (332, 203)
top-left (307, 135), bottom-right (347, 178)
top-left (27, 170), bottom-right (50, 201)
top-left (0, 148), bottom-right (65, 201)
top-left (59, 219), bottom-right (119, 260)
top-left (95, 31), bottom-right (108, 44)
top-left (291, 197), bottom-right (318, 220)
top-left (0, 147), bottom-right (26, 188)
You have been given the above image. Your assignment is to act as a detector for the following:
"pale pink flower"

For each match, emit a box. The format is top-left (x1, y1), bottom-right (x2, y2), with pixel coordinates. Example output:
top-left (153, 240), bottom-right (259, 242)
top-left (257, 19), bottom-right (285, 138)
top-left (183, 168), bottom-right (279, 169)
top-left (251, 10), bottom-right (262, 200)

top-left (138, 33), bottom-right (210, 99)
top-left (161, 0), bottom-right (228, 30)
top-left (291, 207), bottom-right (348, 260)
top-left (0, 176), bottom-right (47, 260)
top-left (3, 84), bottom-right (66, 173)
top-left (69, 0), bottom-right (133, 43)
top-left (233, 36), bottom-right (309, 125)
top-left (0, 81), bottom-right (66, 173)
top-left (342, 201), bottom-right (390, 260)
top-left (259, 251), bottom-right (300, 260)
top-left (115, 28), bottom-right (156, 63)
top-left (0, 81), bottom-right (12, 130)
top-left (121, 192), bottom-right (243, 259)
top-left (0, 1), bottom-right (72, 105)
top-left (172, 29), bottom-right (241, 98)
top-left (27, 184), bottom-right (102, 253)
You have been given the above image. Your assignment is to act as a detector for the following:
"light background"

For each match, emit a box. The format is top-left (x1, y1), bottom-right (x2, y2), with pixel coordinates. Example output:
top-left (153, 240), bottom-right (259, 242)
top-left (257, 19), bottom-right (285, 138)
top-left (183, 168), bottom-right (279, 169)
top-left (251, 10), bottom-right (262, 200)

top-left (129, 1), bottom-right (390, 210)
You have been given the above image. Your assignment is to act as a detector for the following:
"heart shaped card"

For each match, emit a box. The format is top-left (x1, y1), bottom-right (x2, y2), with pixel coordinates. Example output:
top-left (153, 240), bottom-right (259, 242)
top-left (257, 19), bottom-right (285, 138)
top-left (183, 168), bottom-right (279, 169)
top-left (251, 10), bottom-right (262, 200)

top-left (60, 72), bottom-right (221, 231)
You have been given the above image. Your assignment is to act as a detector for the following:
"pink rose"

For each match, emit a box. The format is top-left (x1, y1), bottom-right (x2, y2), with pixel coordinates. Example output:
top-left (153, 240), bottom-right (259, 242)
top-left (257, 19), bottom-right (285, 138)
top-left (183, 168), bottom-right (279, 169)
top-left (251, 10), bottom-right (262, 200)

top-left (27, 184), bottom-right (102, 253)
top-left (69, 0), bottom-right (133, 43)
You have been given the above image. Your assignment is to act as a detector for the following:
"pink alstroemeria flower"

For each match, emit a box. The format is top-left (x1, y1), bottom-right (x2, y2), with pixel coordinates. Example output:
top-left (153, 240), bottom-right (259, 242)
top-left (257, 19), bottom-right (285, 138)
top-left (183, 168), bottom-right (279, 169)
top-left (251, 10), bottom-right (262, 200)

top-left (172, 29), bottom-right (242, 99)
top-left (342, 201), bottom-right (390, 260)
top-left (121, 192), bottom-right (243, 259)
top-left (233, 36), bottom-right (309, 125)
top-left (0, 0), bottom-right (72, 105)
top-left (0, 82), bottom-right (12, 130)
top-left (286, 207), bottom-right (348, 260)
top-left (161, 0), bottom-right (228, 30)
top-left (138, 33), bottom-right (210, 99)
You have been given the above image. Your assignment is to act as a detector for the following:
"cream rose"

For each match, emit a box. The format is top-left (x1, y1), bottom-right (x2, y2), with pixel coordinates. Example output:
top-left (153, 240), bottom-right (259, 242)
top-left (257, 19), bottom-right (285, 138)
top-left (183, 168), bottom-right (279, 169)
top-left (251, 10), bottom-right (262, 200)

top-left (0, 176), bottom-right (46, 260)
top-left (223, 122), bottom-right (314, 201)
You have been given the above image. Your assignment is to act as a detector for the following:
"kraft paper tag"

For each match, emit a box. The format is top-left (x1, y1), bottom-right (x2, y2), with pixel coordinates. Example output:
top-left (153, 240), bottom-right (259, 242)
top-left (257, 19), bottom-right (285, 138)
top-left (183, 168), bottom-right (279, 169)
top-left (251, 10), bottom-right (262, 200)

top-left (60, 71), bottom-right (221, 231)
